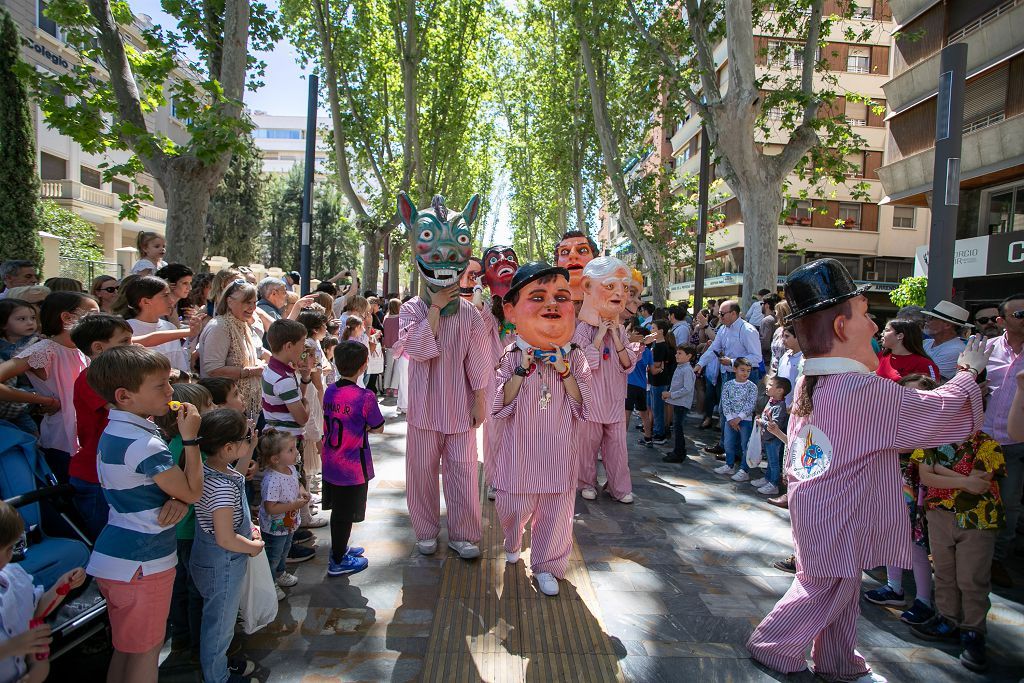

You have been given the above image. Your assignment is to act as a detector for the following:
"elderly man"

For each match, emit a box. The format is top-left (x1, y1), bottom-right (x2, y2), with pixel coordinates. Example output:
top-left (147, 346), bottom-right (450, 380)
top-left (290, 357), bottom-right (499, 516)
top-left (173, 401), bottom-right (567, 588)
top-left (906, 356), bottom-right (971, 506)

top-left (922, 301), bottom-right (970, 380)
top-left (746, 288), bottom-right (772, 327)
top-left (974, 305), bottom-right (1003, 339)
top-left (0, 260), bottom-right (39, 298)
top-left (257, 277), bottom-right (288, 320)
top-left (986, 293), bottom-right (1024, 588)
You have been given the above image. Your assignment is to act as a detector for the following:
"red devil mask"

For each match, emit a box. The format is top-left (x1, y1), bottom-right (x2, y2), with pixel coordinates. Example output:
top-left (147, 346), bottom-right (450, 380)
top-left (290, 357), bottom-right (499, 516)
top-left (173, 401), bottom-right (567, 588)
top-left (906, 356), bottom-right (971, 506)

top-left (482, 245), bottom-right (519, 299)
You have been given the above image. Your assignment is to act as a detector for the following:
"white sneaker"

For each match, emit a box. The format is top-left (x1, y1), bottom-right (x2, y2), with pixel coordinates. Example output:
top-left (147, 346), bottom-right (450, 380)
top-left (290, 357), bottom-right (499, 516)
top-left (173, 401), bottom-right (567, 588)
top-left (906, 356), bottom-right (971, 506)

top-left (617, 492), bottom-right (634, 504)
top-left (276, 571), bottom-right (298, 587)
top-left (416, 537), bottom-right (438, 555)
top-left (580, 487), bottom-right (597, 500)
top-left (275, 586), bottom-right (286, 601)
top-left (844, 674), bottom-right (887, 683)
top-left (302, 515), bottom-right (328, 529)
top-left (487, 485), bottom-right (497, 501)
top-left (506, 551), bottom-right (520, 563)
top-left (535, 572), bottom-right (559, 596)
top-left (448, 541), bottom-right (481, 560)
top-left (750, 477), bottom-right (767, 488)
top-left (757, 483), bottom-right (780, 495)
top-left (730, 470), bottom-right (750, 482)
top-left (713, 464), bottom-right (734, 475)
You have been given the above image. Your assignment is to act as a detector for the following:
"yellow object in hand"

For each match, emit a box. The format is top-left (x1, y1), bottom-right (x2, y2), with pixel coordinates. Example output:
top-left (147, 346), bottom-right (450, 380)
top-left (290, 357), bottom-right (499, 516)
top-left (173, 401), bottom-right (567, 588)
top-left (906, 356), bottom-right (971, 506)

top-left (168, 401), bottom-right (182, 411)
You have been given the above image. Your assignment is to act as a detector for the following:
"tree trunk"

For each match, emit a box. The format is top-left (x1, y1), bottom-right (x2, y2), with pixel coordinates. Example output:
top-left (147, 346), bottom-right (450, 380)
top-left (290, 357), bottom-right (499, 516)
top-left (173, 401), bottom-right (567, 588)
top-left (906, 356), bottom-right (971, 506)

top-left (736, 184), bottom-right (783, 302)
top-left (362, 228), bottom-right (382, 293)
top-left (388, 237), bottom-right (403, 294)
top-left (163, 171), bottom-right (216, 270)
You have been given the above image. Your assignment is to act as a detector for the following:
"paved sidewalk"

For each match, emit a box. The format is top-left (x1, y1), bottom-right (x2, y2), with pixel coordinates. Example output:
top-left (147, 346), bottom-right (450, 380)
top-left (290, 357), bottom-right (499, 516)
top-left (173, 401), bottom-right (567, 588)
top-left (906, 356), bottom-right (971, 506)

top-left (575, 415), bottom-right (1024, 682)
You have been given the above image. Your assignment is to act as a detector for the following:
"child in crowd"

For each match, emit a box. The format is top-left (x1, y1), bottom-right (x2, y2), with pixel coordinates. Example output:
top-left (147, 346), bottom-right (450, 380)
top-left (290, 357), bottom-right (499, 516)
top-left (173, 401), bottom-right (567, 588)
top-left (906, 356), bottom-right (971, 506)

top-left (191, 409), bottom-right (261, 683)
top-left (156, 383), bottom-right (214, 656)
top-left (662, 344), bottom-right (696, 463)
top-left (626, 324), bottom-right (653, 446)
top-left (321, 341), bottom-right (382, 576)
top-left (911, 424), bottom-right (1005, 673)
top-left (68, 314), bottom-right (134, 539)
top-left (117, 276), bottom-right (197, 374)
top-left (198, 377), bottom-right (245, 413)
top-left (0, 501), bottom-right (86, 683)
top-left (130, 231), bottom-right (168, 276)
top-left (775, 326), bottom-right (802, 409)
top-left (0, 292), bottom-right (99, 482)
top-left (714, 357), bottom-right (758, 482)
top-left (751, 376), bottom-right (791, 496)
top-left (0, 299), bottom-right (41, 435)
top-left (301, 337), bottom-right (326, 495)
top-left (257, 430), bottom-right (310, 598)
top-left (321, 336), bottom-right (340, 385)
top-left (85, 346), bottom-right (205, 683)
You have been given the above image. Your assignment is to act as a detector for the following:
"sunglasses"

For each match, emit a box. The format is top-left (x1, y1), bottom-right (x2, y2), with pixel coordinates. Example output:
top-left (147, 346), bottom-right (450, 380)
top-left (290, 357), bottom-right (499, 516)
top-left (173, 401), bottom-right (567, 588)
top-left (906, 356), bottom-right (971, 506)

top-left (1012, 311), bottom-right (1024, 320)
top-left (974, 316), bottom-right (996, 324)
top-left (97, 285), bottom-right (119, 294)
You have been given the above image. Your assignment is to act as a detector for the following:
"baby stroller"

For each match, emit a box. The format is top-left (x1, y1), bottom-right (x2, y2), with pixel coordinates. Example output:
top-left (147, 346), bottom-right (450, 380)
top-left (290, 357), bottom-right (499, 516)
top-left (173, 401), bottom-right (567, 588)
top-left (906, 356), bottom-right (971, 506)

top-left (0, 420), bottom-right (107, 659)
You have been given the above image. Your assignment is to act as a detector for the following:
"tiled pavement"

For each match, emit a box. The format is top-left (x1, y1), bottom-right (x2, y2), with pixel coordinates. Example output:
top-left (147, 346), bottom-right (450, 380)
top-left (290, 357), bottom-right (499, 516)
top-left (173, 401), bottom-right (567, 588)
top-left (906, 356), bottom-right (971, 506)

top-left (61, 402), bottom-right (1024, 681)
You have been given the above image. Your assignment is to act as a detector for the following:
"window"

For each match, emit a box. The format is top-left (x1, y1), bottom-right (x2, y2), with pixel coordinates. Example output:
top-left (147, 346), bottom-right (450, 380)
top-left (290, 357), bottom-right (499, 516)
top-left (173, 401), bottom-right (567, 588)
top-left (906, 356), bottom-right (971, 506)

top-left (874, 258), bottom-right (913, 282)
top-left (892, 206), bottom-right (915, 229)
top-left (831, 255), bottom-right (862, 279)
top-left (80, 166), bottom-right (102, 189)
top-left (111, 178), bottom-right (131, 196)
top-left (253, 129), bottom-right (303, 140)
top-left (984, 181), bottom-right (1024, 235)
top-left (767, 107), bottom-right (785, 120)
top-left (794, 200), bottom-right (812, 220)
top-left (40, 152), bottom-right (67, 180)
top-left (845, 101), bottom-right (867, 127)
top-left (778, 252), bottom-right (803, 276)
top-left (851, 3), bottom-right (873, 19)
top-left (768, 40), bottom-right (807, 69)
top-left (838, 202), bottom-right (861, 227)
top-left (847, 48), bottom-right (870, 74)
top-left (37, 0), bottom-right (60, 39)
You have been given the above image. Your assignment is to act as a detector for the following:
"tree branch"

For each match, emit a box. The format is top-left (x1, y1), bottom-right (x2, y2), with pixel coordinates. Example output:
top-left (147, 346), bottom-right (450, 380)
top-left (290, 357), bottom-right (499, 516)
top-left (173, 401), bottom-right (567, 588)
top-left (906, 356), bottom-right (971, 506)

top-left (624, 0), bottom-right (705, 113)
top-left (799, 0), bottom-right (824, 124)
top-left (684, 0), bottom-right (722, 105)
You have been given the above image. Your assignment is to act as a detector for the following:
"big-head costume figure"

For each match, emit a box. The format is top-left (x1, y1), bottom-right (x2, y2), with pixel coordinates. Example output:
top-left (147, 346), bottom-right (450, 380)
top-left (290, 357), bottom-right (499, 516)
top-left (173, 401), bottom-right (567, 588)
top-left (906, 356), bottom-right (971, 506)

top-left (492, 262), bottom-right (592, 596)
top-left (397, 191), bottom-right (491, 560)
top-left (554, 230), bottom-right (597, 309)
top-left (572, 257), bottom-right (637, 502)
top-left (746, 258), bottom-right (990, 681)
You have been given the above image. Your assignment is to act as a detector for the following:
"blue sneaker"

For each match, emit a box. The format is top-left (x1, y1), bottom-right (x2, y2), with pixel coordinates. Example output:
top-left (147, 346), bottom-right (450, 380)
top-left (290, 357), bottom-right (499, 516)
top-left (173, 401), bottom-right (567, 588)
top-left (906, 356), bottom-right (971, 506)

top-left (328, 554), bottom-right (368, 577)
top-left (900, 598), bottom-right (935, 625)
top-left (911, 615), bottom-right (959, 642)
top-left (346, 546), bottom-right (365, 557)
top-left (863, 585), bottom-right (905, 606)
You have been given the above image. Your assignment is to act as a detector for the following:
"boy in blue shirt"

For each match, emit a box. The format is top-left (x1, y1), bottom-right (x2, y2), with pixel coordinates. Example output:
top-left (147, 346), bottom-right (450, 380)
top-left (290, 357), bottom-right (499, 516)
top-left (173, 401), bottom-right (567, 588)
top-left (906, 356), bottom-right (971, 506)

top-left (626, 325), bottom-right (654, 446)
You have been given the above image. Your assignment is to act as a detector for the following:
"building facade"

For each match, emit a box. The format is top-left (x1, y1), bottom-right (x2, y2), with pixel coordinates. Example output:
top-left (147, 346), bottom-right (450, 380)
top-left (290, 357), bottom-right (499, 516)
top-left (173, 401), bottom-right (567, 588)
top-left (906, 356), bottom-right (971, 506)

top-left (601, 0), bottom-right (928, 315)
top-left (1, 0), bottom-right (200, 278)
top-left (251, 112), bottom-right (330, 175)
top-left (877, 0), bottom-right (1024, 306)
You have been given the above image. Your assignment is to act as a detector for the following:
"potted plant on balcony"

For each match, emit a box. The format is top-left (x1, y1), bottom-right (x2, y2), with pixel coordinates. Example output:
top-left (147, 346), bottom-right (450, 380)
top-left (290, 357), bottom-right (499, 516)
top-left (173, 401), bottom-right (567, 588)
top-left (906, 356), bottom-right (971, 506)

top-left (798, 216), bottom-right (812, 226)
top-left (842, 217), bottom-right (856, 229)
top-left (784, 215), bottom-right (796, 225)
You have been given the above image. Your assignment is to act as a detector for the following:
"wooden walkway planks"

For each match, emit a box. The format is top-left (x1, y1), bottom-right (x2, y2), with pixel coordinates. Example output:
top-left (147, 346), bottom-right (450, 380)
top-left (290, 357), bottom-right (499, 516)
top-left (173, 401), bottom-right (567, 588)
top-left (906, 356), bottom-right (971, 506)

top-left (421, 475), bottom-right (624, 683)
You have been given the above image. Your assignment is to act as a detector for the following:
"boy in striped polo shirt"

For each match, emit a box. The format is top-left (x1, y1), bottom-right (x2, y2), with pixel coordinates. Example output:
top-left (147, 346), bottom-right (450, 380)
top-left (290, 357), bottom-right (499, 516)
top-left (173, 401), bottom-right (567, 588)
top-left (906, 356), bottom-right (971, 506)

top-left (261, 319), bottom-right (312, 439)
top-left (85, 346), bottom-right (204, 683)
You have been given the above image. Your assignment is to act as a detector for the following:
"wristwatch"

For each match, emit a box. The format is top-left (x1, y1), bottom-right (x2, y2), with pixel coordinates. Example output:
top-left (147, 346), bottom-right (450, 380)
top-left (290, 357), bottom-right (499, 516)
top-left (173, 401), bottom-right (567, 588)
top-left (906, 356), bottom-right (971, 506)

top-left (181, 438), bottom-right (201, 447)
top-left (514, 365), bottom-right (529, 377)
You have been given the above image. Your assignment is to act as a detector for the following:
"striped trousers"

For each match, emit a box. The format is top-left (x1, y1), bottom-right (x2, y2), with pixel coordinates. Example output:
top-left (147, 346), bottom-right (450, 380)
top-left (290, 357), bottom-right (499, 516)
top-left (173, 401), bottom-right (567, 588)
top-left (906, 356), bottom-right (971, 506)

top-left (746, 573), bottom-right (870, 680)
top-left (405, 425), bottom-right (482, 544)
top-left (576, 421), bottom-right (632, 499)
top-left (481, 417), bottom-right (503, 489)
top-left (495, 490), bottom-right (575, 578)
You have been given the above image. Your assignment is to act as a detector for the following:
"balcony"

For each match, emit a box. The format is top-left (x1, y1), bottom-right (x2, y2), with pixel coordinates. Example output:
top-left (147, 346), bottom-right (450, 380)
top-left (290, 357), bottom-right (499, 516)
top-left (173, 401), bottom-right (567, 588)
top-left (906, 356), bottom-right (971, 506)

top-left (707, 220), bottom-right (881, 255)
top-left (884, 0), bottom-right (1024, 114)
top-left (877, 112), bottom-right (1024, 203)
top-left (888, 0), bottom-right (940, 26)
top-left (40, 179), bottom-right (167, 228)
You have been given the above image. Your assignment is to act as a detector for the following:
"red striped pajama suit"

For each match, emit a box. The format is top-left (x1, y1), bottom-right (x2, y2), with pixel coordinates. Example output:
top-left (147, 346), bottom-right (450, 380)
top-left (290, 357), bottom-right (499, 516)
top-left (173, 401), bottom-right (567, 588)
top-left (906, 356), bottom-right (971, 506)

top-left (747, 370), bottom-right (983, 679)
top-left (481, 306), bottom-right (515, 489)
top-left (571, 322), bottom-right (636, 498)
top-left (492, 346), bottom-right (592, 577)
top-left (399, 297), bottom-right (490, 543)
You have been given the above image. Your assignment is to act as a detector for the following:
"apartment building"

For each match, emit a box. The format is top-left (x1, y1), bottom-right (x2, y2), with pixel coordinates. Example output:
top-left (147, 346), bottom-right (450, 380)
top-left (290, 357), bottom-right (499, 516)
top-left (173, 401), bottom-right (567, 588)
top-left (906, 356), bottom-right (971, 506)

top-left (251, 112), bottom-right (330, 175)
top-left (601, 0), bottom-right (929, 313)
top-left (1, 0), bottom-right (199, 278)
top-left (877, 0), bottom-right (1024, 306)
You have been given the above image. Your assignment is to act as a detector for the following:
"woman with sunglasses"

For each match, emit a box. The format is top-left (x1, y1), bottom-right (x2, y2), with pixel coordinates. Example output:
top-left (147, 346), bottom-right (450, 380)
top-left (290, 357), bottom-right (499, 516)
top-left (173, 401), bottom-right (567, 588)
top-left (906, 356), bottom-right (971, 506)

top-left (198, 280), bottom-right (269, 419)
top-left (91, 275), bottom-right (120, 313)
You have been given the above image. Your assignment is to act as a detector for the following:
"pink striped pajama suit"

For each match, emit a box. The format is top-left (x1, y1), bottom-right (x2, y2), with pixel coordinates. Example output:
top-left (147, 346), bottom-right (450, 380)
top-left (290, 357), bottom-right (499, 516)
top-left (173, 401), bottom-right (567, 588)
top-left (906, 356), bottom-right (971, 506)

top-left (481, 306), bottom-right (515, 489)
top-left (572, 322), bottom-right (636, 498)
top-left (399, 297), bottom-right (490, 543)
top-left (492, 345), bottom-right (592, 577)
top-left (747, 371), bottom-right (983, 679)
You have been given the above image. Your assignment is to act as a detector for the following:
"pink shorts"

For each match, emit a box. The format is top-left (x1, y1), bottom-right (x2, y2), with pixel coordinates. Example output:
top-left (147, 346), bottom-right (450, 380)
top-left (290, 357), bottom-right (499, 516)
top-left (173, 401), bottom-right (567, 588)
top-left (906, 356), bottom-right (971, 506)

top-left (96, 568), bottom-right (175, 653)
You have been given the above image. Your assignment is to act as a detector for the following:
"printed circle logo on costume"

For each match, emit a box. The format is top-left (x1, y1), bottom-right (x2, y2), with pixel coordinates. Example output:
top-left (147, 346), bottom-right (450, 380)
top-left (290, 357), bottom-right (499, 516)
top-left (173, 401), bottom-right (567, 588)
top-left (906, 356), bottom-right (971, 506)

top-left (790, 425), bottom-right (833, 481)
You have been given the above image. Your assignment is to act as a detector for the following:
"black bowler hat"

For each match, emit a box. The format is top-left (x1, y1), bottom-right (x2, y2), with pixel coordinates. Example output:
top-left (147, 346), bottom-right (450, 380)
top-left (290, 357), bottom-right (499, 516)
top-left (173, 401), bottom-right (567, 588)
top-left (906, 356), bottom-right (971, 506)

top-left (783, 258), bottom-right (869, 322)
top-left (505, 261), bottom-right (571, 302)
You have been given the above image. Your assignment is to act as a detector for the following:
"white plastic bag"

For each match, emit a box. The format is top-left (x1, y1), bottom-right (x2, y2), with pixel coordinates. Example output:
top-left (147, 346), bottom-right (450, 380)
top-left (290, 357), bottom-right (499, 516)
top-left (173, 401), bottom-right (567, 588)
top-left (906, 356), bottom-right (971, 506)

top-left (367, 345), bottom-right (384, 374)
top-left (746, 421), bottom-right (763, 469)
top-left (240, 552), bottom-right (278, 634)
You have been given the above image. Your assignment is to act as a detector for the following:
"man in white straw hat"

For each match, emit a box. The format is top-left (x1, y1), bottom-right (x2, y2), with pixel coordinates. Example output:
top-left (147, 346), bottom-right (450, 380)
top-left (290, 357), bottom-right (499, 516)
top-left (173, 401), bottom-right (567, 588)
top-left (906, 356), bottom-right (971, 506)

top-left (922, 300), bottom-right (971, 380)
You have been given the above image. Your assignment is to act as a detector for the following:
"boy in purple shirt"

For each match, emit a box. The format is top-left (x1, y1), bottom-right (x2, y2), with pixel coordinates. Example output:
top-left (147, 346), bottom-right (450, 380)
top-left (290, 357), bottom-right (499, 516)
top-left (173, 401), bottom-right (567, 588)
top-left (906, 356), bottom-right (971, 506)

top-left (321, 341), bottom-right (385, 576)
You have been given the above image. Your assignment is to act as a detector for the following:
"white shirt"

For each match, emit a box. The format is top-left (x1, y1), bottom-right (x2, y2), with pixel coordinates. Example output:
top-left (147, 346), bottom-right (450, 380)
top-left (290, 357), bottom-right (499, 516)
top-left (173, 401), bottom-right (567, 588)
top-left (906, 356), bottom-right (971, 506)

top-left (128, 318), bottom-right (189, 372)
top-left (746, 300), bottom-right (764, 326)
top-left (776, 350), bottom-right (804, 408)
top-left (130, 258), bottom-right (167, 275)
top-left (697, 318), bottom-right (763, 372)
top-left (923, 336), bottom-right (966, 380)
top-left (670, 320), bottom-right (691, 346)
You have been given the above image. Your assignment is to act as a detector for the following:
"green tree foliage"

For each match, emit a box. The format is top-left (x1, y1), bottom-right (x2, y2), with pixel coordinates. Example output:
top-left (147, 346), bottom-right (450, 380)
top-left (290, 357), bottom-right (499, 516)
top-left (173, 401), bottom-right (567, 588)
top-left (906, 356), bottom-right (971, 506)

top-left (0, 8), bottom-right (43, 266)
top-left (24, 0), bottom-right (280, 269)
top-left (36, 200), bottom-right (104, 262)
top-left (890, 276), bottom-right (928, 308)
top-left (261, 167), bottom-right (304, 271)
top-left (206, 132), bottom-right (266, 265)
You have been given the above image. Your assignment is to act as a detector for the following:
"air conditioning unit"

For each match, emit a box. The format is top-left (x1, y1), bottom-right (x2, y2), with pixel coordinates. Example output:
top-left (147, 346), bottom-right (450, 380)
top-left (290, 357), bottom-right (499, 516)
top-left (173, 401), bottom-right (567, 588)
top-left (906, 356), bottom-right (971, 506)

top-left (865, 271), bottom-right (878, 280)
